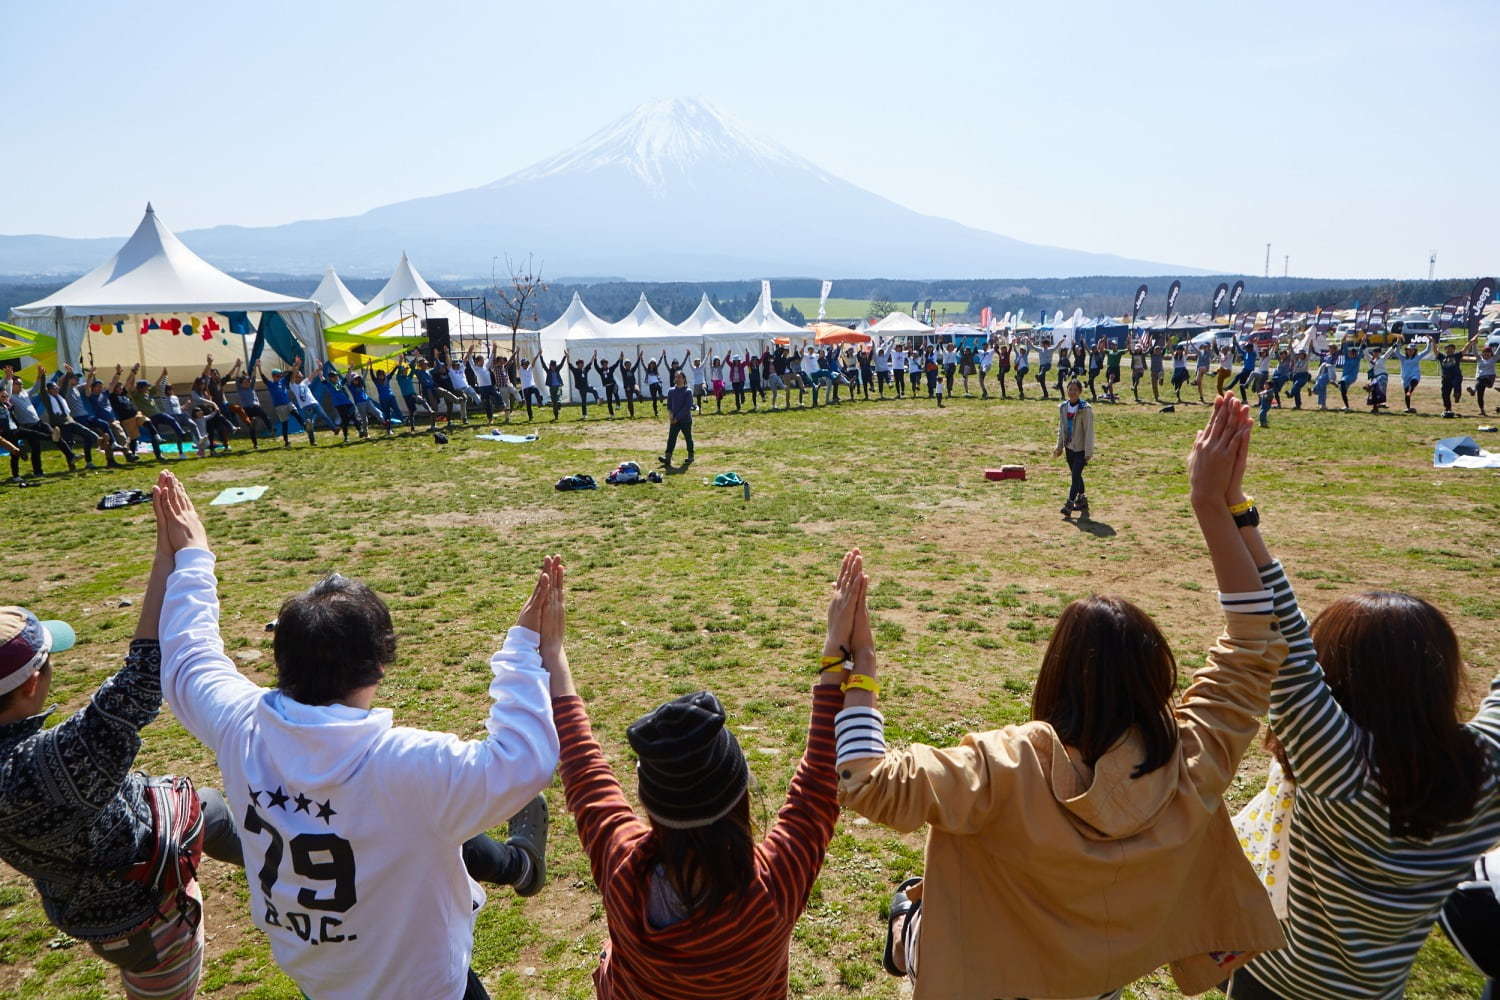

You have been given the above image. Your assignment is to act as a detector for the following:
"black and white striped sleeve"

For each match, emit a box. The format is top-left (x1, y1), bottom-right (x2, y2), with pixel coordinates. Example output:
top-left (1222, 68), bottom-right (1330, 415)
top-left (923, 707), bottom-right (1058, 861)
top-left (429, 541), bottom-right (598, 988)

top-left (835, 706), bottom-right (887, 766)
top-left (1217, 589), bottom-right (1274, 615)
top-left (1260, 559), bottom-right (1366, 799)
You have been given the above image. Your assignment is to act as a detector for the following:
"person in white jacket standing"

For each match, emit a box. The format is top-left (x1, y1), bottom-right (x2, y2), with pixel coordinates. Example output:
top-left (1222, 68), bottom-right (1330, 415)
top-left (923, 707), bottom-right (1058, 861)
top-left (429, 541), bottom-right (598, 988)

top-left (151, 470), bottom-right (561, 1000)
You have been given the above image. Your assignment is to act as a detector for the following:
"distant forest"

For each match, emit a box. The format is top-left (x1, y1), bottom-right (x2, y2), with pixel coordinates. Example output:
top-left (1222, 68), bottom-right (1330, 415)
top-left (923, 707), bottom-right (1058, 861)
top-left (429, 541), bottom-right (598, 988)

top-left (1, 273), bottom-right (1486, 329)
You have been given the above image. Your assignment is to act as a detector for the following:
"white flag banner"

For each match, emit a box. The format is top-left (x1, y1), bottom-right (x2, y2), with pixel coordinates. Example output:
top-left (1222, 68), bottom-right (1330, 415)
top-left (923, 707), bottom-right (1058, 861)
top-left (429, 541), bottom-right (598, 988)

top-left (818, 280), bottom-right (832, 320)
top-left (761, 280), bottom-right (772, 312)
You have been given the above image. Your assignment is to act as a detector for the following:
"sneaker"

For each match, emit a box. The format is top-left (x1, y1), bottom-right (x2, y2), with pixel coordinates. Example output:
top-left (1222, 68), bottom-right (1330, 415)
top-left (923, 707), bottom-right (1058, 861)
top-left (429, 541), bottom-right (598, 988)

top-left (505, 795), bottom-right (548, 898)
top-left (1060, 503), bottom-right (1073, 516)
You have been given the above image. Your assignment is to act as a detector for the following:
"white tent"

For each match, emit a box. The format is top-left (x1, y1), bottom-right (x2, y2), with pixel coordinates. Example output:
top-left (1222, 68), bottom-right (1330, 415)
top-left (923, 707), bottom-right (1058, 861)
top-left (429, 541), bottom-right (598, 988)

top-left (347, 253), bottom-right (537, 359)
top-left (732, 284), bottom-right (804, 350)
top-left (9, 204), bottom-right (323, 379)
top-left (867, 311), bottom-right (935, 337)
top-left (582, 293), bottom-right (702, 365)
top-left (310, 267), bottom-right (365, 324)
top-left (1050, 308), bottom-right (1087, 350)
top-left (536, 292), bottom-right (612, 362)
top-left (678, 293), bottom-right (753, 358)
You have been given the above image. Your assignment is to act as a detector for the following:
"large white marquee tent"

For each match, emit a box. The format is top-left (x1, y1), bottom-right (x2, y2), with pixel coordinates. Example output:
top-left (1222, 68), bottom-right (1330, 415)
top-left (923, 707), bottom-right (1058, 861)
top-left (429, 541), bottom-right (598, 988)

top-left (345, 253), bottom-right (538, 359)
top-left (867, 310), bottom-right (935, 337)
top-left (309, 266), bottom-right (366, 324)
top-left (733, 284), bottom-right (806, 349)
top-left (9, 204), bottom-right (323, 380)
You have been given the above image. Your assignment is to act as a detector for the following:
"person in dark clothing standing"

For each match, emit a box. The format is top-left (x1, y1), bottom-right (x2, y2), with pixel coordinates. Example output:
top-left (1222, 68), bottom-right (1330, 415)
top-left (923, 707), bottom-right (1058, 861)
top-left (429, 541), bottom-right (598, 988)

top-left (660, 371), bottom-right (696, 467)
top-left (0, 550), bottom-right (242, 1000)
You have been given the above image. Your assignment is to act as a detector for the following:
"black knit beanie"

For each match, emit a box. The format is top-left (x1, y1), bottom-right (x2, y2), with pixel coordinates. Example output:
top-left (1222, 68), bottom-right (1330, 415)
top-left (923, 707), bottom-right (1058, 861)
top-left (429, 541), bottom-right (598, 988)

top-left (626, 690), bottom-right (749, 829)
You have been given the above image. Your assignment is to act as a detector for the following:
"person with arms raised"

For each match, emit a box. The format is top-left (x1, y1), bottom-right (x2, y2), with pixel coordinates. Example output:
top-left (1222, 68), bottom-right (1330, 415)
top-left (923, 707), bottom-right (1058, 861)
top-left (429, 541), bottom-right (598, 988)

top-left (0, 535), bottom-right (241, 1000)
top-left (152, 471), bottom-right (560, 1000)
top-left (841, 396), bottom-right (1288, 999)
top-left (546, 550), bottom-right (856, 1000)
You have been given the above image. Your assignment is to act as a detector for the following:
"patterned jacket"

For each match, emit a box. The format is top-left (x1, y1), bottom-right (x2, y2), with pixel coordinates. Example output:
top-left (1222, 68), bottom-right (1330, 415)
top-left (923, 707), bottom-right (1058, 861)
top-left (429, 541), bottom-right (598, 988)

top-left (0, 639), bottom-right (163, 940)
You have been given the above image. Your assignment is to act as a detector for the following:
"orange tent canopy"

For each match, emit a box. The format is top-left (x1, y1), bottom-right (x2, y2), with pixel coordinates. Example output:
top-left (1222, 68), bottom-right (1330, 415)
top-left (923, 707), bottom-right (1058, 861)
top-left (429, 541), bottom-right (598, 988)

top-left (809, 322), bottom-right (870, 345)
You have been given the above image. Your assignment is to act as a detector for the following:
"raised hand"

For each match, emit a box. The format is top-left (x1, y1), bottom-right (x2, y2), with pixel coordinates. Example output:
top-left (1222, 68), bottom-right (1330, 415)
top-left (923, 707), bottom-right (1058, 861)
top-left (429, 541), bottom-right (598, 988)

top-left (152, 470), bottom-right (210, 553)
top-left (539, 555), bottom-right (565, 660)
top-left (1188, 394), bottom-right (1251, 505)
top-left (516, 563), bottom-right (550, 634)
top-left (824, 548), bottom-right (866, 660)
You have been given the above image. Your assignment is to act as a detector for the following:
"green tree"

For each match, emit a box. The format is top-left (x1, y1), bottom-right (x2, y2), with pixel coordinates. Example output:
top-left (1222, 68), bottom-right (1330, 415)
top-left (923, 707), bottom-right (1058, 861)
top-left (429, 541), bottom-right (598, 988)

top-left (869, 296), bottom-right (896, 320)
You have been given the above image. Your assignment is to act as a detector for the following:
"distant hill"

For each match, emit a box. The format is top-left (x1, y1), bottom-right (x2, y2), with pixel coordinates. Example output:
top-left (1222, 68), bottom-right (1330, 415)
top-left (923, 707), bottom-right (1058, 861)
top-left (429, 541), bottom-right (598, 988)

top-left (0, 98), bottom-right (1205, 281)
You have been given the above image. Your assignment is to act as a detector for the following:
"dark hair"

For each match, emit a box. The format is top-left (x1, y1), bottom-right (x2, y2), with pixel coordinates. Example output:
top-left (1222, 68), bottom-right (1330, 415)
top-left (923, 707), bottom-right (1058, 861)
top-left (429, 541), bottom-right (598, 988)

top-left (1031, 596), bottom-right (1179, 778)
top-left (1267, 591), bottom-right (1485, 840)
top-left (649, 792), bottom-right (755, 917)
top-left (273, 575), bottom-right (395, 705)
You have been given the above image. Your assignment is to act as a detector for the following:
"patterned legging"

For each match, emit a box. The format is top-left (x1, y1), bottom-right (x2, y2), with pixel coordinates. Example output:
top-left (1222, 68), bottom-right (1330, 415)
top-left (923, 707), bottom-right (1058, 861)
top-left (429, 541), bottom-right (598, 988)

top-left (89, 880), bottom-right (204, 1000)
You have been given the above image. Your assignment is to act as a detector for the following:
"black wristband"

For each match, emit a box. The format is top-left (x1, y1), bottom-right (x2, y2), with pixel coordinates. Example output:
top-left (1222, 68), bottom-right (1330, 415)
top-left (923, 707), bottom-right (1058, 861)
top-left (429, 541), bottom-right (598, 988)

top-left (1233, 506), bottom-right (1261, 528)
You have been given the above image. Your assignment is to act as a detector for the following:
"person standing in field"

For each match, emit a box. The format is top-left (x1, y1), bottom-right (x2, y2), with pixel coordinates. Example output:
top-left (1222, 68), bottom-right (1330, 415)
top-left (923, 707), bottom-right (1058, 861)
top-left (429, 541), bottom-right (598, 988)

top-left (841, 397), bottom-right (1288, 1000)
top-left (547, 550), bottom-right (855, 1000)
top-left (660, 370), bottom-right (696, 467)
top-left (1469, 342), bottom-right (1496, 416)
top-left (152, 471), bottom-right (558, 1000)
top-left (0, 583), bottom-right (243, 999)
top-left (1053, 378), bottom-right (1095, 518)
top-left (1224, 520), bottom-right (1500, 998)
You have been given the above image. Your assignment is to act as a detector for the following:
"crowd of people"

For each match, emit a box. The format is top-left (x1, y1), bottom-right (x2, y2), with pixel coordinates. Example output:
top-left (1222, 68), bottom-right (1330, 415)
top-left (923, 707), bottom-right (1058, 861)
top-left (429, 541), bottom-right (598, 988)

top-left (3, 395), bottom-right (1498, 1000)
top-left (1, 329), bottom-right (1493, 483)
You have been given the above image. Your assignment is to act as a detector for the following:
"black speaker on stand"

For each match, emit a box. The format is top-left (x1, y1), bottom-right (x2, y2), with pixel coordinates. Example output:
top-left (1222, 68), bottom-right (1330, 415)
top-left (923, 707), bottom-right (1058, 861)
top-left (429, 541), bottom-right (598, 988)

top-left (422, 317), bottom-right (451, 360)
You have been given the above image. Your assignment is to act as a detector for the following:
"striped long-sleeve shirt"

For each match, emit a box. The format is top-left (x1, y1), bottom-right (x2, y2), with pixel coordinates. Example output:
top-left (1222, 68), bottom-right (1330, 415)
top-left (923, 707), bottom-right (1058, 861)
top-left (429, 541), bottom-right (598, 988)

top-left (1243, 561), bottom-right (1500, 999)
top-left (554, 684), bottom-right (841, 1000)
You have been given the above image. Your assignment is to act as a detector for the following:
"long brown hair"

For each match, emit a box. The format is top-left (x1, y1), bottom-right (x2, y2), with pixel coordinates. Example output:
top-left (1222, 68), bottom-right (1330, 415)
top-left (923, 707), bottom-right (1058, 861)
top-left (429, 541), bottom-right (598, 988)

top-left (1032, 595), bottom-right (1179, 778)
top-left (650, 793), bottom-right (755, 917)
top-left (1267, 591), bottom-right (1485, 840)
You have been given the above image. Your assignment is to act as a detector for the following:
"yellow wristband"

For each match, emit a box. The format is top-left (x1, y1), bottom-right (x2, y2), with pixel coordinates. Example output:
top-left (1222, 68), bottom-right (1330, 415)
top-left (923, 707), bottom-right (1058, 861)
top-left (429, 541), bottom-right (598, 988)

top-left (819, 654), bottom-right (848, 671)
top-left (840, 673), bottom-right (880, 696)
top-left (1228, 497), bottom-right (1256, 516)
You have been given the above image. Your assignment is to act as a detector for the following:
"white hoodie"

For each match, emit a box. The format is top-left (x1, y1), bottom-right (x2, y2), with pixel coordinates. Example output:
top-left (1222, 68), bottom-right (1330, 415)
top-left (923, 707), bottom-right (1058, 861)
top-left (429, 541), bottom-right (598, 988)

top-left (160, 549), bottom-right (558, 1000)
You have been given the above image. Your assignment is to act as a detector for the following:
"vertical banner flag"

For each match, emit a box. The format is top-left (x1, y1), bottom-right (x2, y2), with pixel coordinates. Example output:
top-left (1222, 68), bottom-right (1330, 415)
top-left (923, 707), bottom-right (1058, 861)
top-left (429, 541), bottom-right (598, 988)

top-left (1469, 278), bottom-right (1495, 335)
top-left (1165, 280), bottom-right (1182, 324)
top-left (818, 280), bottom-right (832, 320)
top-left (1370, 301), bottom-right (1390, 333)
top-left (1228, 280), bottom-right (1246, 319)
top-left (980, 306), bottom-right (992, 330)
top-left (1210, 282), bottom-right (1229, 320)
top-left (924, 298), bottom-right (934, 323)
top-left (1354, 307), bottom-right (1368, 334)
top-left (1437, 297), bottom-right (1464, 331)
top-left (761, 280), bottom-right (772, 314)
top-left (1131, 284), bottom-right (1149, 326)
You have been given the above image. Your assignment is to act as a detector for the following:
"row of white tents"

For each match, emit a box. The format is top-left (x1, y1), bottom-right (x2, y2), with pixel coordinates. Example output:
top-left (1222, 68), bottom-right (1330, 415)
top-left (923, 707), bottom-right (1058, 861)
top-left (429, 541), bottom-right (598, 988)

top-left (4, 205), bottom-right (949, 382)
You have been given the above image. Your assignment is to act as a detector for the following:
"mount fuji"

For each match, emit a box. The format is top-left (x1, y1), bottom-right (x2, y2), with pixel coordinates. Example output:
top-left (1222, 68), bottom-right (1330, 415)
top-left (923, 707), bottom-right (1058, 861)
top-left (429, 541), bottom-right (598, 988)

top-left (0, 98), bottom-right (1201, 279)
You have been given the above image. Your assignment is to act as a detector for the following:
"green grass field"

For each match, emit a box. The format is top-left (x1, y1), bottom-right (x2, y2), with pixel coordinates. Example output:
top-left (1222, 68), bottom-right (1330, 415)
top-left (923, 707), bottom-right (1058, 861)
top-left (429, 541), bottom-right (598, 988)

top-left (780, 298), bottom-right (968, 322)
top-left (1, 378), bottom-right (1496, 999)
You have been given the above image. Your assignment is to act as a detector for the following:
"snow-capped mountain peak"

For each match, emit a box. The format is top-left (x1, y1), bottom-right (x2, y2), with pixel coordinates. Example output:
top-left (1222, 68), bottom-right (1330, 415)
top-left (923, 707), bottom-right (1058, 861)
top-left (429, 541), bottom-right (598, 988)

top-left (490, 97), bottom-right (830, 191)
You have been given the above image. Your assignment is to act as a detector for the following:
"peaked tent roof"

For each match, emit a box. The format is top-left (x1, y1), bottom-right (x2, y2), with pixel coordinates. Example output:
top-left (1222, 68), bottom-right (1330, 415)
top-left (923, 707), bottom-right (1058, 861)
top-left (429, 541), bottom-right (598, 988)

top-left (675, 294), bottom-right (738, 335)
top-left (733, 285), bottom-right (805, 336)
top-left (603, 294), bottom-right (689, 340)
top-left (310, 266), bottom-right (365, 324)
top-left (537, 292), bottom-right (613, 359)
top-left (347, 253), bottom-right (522, 349)
top-left (867, 310), bottom-right (934, 335)
top-left (12, 204), bottom-right (317, 318)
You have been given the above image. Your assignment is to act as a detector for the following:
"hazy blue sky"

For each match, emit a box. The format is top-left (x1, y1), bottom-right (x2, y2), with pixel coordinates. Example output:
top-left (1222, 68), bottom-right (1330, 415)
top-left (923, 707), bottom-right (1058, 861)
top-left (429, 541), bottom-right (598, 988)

top-left (2, 0), bottom-right (1495, 278)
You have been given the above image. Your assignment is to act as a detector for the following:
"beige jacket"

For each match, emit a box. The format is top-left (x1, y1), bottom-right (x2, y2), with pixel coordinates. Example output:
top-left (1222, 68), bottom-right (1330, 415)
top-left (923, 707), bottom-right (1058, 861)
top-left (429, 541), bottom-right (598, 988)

top-left (839, 613), bottom-right (1287, 999)
top-left (1056, 398), bottom-right (1095, 459)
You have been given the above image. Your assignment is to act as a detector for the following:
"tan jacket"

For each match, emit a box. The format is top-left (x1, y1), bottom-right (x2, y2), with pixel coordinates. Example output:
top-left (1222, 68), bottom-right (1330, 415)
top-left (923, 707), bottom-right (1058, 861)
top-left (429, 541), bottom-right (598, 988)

top-left (1056, 398), bottom-right (1095, 459)
top-left (839, 613), bottom-right (1287, 999)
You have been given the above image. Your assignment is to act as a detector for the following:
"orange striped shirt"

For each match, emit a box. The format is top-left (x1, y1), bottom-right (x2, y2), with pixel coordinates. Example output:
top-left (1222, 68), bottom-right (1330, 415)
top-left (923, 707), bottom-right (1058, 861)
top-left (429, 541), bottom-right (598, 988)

top-left (553, 685), bottom-right (841, 1000)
